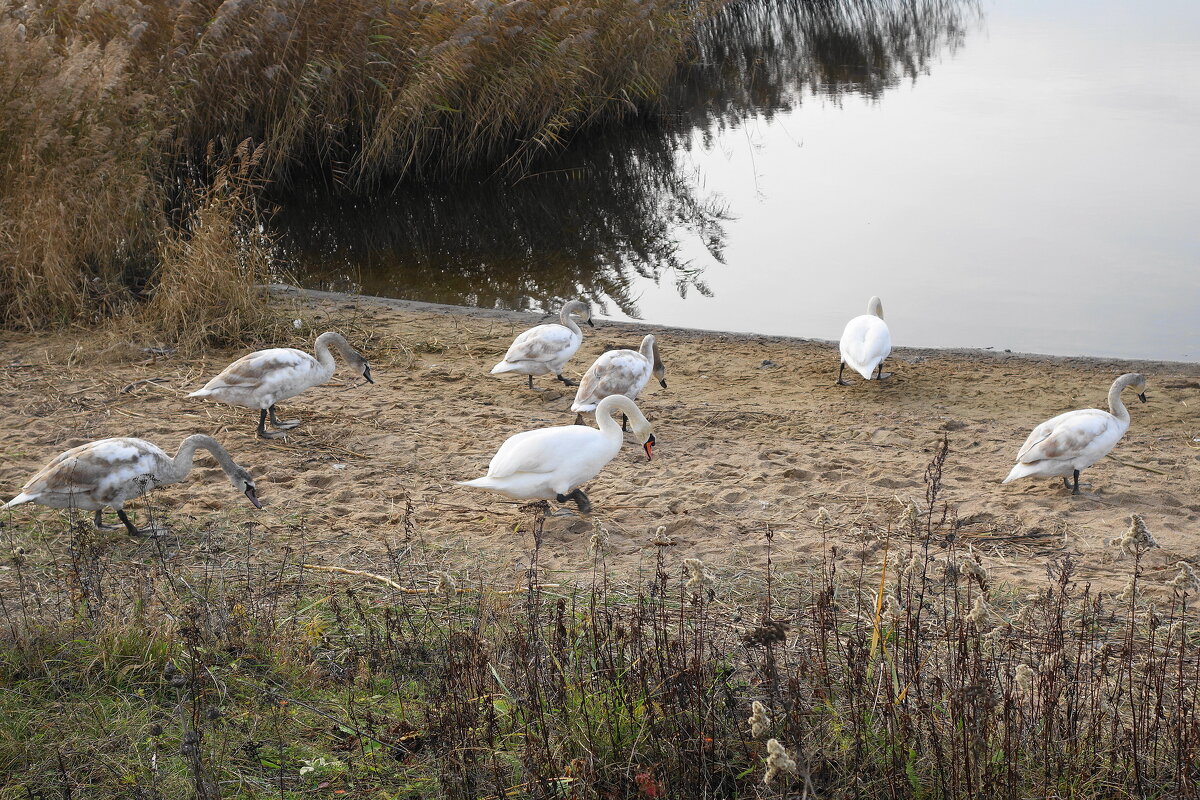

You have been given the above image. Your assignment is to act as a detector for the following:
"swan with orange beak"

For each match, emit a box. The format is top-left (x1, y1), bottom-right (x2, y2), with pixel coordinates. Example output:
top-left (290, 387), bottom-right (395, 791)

top-left (457, 395), bottom-right (654, 514)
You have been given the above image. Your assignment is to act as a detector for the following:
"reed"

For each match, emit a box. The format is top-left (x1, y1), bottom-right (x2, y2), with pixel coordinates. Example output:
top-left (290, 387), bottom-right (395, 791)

top-left (0, 0), bottom-right (720, 334)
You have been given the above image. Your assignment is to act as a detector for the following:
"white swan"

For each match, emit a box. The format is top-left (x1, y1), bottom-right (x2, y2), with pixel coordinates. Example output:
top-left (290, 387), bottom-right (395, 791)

top-left (3, 435), bottom-right (261, 536)
top-left (456, 395), bottom-right (654, 513)
top-left (1003, 373), bottom-right (1148, 494)
top-left (838, 296), bottom-right (892, 384)
top-left (571, 334), bottom-right (666, 428)
top-left (189, 331), bottom-right (373, 438)
top-left (491, 300), bottom-right (594, 389)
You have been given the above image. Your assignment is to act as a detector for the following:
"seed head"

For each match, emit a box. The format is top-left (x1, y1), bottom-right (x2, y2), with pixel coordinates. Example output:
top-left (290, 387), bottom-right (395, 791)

top-left (1169, 561), bottom-right (1200, 594)
top-left (430, 570), bottom-right (457, 598)
top-left (966, 595), bottom-right (998, 628)
top-left (1110, 514), bottom-right (1159, 556)
top-left (813, 506), bottom-right (832, 525)
top-left (747, 701), bottom-right (771, 738)
top-left (588, 522), bottom-right (609, 563)
top-left (763, 738), bottom-right (798, 785)
top-left (683, 557), bottom-right (714, 595)
top-left (1014, 663), bottom-right (1035, 692)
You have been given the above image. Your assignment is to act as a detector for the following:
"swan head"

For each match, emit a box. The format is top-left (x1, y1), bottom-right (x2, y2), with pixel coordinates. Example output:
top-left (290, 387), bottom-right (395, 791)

top-left (642, 433), bottom-right (656, 461)
top-left (1127, 373), bottom-right (1147, 403)
top-left (646, 334), bottom-right (666, 388)
top-left (228, 465), bottom-right (262, 508)
top-left (563, 299), bottom-right (595, 328)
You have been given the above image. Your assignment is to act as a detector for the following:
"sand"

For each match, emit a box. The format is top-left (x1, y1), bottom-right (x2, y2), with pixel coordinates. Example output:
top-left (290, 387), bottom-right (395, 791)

top-left (2, 287), bottom-right (1197, 594)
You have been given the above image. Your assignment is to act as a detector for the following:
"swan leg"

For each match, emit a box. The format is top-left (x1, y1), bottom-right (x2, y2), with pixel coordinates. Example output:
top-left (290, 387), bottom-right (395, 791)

top-left (554, 489), bottom-right (592, 514)
top-left (837, 363), bottom-right (852, 386)
top-left (116, 509), bottom-right (163, 538)
top-left (622, 414), bottom-right (628, 433)
top-left (527, 374), bottom-right (535, 391)
top-left (556, 374), bottom-right (578, 387)
top-left (257, 409), bottom-right (288, 439)
top-left (1071, 469), bottom-right (1081, 495)
top-left (875, 360), bottom-right (893, 381)
top-left (268, 405), bottom-right (302, 430)
top-left (93, 509), bottom-right (120, 531)
top-left (568, 488), bottom-right (592, 514)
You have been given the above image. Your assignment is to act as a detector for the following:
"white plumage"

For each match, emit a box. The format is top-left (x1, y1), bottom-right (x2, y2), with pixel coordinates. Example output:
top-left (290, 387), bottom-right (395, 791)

top-left (571, 334), bottom-right (666, 419)
top-left (491, 300), bottom-right (593, 389)
top-left (1003, 373), bottom-right (1148, 494)
top-left (189, 331), bottom-right (373, 438)
top-left (456, 395), bottom-right (654, 513)
top-left (3, 435), bottom-right (260, 536)
top-left (838, 296), bottom-right (892, 383)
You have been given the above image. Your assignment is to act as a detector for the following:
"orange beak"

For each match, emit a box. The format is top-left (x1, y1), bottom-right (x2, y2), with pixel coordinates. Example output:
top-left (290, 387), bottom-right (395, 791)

top-left (643, 434), bottom-right (655, 461)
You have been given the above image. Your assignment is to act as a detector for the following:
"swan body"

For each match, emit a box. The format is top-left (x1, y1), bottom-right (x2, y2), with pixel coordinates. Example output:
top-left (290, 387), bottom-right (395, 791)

top-left (3, 435), bottom-right (261, 535)
top-left (457, 395), bottom-right (654, 512)
top-left (491, 300), bottom-right (593, 388)
top-left (572, 334), bottom-right (666, 414)
top-left (189, 331), bottom-right (373, 437)
top-left (839, 296), bottom-right (892, 382)
top-left (1003, 373), bottom-right (1148, 494)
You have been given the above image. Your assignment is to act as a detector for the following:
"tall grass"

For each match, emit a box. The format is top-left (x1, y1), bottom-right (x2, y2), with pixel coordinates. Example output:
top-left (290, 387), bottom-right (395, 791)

top-left (0, 0), bottom-right (721, 334)
top-left (2, 444), bottom-right (1197, 798)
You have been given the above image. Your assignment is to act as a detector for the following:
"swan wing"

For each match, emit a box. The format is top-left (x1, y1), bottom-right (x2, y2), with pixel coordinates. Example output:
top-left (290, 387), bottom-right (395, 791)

top-left (15, 438), bottom-right (168, 506)
top-left (192, 349), bottom-right (319, 397)
top-left (1015, 409), bottom-right (1115, 465)
top-left (485, 426), bottom-right (605, 479)
top-left (501, 324), bottom-right (577, 365)
top-left (839, 315), bottom-right (891, 377)
top-left (572, 351), bottom-right (650, 411)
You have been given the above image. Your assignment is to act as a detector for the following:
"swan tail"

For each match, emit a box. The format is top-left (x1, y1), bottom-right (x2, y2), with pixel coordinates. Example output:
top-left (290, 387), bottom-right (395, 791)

top-left (1002, 463), bottom-right (1036, 484)
top-left (570, 402), bottom-right (596, 413)
top-left (456, 477), bottom-right (496, 489)
top-left (490, 361), bottom-right (520, 375)
top-left (187, 388), bottom-right (211, 398)
top-left (3, 493), bottom-right (34, 509)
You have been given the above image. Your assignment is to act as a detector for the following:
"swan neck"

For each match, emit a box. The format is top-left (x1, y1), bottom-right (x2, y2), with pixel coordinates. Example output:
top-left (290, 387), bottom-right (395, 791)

top-left (558, 305), bottom-right (582, 337)
top-left (639, 334), bottom-right (659, 367)
top-left (595, 396), bottom-right (647, 440)
top-left (868, 296), bottom-right (884, 319)
top-left (173, 435), bottom-right (236, 480)
top-left (314, 332), bottom-right (351, 374)
top-left (1108, 382), bottom-right (1131, 424)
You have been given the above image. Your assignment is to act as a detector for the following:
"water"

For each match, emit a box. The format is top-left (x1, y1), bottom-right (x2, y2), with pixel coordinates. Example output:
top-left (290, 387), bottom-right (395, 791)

top-left (274, 0), bottom-right (1200, 362)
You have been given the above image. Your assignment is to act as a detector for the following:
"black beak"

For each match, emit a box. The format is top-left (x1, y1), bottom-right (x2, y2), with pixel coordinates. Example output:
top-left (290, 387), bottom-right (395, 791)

top-left (587, 319), bottom-right (595, 328)
top-left (659, 379), bottom-right (668, 389)
top-left (363, 364), bottom-right (375, 384)
top-left (643, 433), bottom-right (656, 461)
top-left (1137, 392), bottom-right (1147, 403)
top-left (245, 484), bottom-right (263, 509)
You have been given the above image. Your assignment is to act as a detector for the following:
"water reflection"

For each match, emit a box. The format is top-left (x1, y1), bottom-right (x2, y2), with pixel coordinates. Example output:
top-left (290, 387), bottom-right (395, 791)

top-left (273, 0), bottom-right (977, 316)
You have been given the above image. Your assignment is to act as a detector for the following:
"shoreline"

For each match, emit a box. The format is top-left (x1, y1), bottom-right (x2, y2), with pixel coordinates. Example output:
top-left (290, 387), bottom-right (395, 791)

top-left (271, 284), bottom-right (1200, 373)
top-left (1, 287), bottom-right (1197, 598)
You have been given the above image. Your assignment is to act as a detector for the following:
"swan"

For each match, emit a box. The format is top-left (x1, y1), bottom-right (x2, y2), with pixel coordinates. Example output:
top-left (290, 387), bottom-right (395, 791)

top-left (838, 296), bottom-right (892, 384)
top-left (571, 334), bottom-right (666, 429)
top-left (491, 300), bottom-right (594, 389)
top-left (1003, 373), bottom-right (1148, 494)
top-left (189, 331), bottom-right (374, 438)
top-left (3, 435), bottom-right (261, 536)
top-left (456, 395), bottom-right (654, 513)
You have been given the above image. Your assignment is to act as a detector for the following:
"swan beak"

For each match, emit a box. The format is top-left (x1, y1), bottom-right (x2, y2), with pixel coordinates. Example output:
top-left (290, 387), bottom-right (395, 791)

top-left (659, 379), bottom-right (668, 389)
top-left (245, 484), bottom-right (263, 509)
top-left (363, 364), bottom-right (375, 384)
top-left (1137, 392), bottom-right (1148, 403)
top-left (643, 434), bottom-right (655, 461)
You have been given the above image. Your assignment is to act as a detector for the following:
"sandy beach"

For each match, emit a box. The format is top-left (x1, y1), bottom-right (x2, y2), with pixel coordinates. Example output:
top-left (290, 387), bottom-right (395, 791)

top-left (2, 288), bottom-right (1197, 594)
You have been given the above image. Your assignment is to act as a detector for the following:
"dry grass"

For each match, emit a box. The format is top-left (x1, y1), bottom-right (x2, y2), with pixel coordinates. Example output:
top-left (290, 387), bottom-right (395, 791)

top-left (2, 445), bottom-right (1198, 799)
top-left (0, 0), bottom-right (722, 336)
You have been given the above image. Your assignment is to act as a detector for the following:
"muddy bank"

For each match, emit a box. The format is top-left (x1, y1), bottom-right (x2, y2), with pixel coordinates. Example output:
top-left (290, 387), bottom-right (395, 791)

top-left (2, 288), bottom-right (1197, 594)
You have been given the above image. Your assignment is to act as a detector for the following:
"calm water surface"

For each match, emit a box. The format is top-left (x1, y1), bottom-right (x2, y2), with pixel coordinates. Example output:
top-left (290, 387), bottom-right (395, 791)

top-left (275, 0), bottom-right (1200, 361)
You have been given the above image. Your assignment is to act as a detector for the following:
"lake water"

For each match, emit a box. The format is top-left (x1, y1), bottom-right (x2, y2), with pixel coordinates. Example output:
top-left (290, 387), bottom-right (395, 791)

top-left (275, 0), bottom-right (1200, 362)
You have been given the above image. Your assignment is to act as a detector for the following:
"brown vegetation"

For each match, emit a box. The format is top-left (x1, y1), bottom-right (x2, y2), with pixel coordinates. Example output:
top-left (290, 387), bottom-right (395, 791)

top-left (0, 0), bottom-right (720, 334)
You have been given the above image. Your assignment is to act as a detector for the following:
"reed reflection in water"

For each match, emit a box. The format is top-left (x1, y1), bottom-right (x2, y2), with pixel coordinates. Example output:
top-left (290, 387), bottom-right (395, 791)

top-left (274, 0), bottom-right (975, 317)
